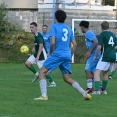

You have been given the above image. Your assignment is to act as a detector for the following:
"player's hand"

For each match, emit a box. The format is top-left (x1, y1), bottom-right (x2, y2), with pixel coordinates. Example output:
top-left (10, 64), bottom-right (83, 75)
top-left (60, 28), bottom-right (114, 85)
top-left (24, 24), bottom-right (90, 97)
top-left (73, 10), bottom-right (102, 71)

top-left (85, 51), bottom-right (91, 59)
top-left (47, 53), bottom-right (50, 57)
top-left (32, 48), bottom-right (35, 53)
top-left (35, 56), bottom-right (39, 63)
top-left (93, 56), bottom-right (97, 62)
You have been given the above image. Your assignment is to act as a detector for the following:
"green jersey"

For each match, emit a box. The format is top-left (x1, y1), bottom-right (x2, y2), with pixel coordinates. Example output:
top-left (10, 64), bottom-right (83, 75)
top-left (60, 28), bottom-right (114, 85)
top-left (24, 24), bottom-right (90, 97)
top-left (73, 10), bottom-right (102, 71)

top-left (33, 32), bottom-right (47, 60)
top-left (98, 31), bottom-right (117, 63)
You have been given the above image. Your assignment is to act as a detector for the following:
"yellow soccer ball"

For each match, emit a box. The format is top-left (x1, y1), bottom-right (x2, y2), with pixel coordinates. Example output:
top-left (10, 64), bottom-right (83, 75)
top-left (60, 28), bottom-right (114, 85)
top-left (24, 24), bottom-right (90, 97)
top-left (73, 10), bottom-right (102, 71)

top-left (20, 45), bottom-right (29, 54)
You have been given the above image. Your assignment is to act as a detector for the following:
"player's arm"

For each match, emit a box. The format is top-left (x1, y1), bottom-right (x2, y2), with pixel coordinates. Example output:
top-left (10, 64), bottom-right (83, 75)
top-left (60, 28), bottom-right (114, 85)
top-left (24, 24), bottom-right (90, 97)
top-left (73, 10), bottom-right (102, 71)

top-left (94, 34), bottom-right (103, 61)
top-left (50, 36), bottom-right (55, 54)
top-left (49, 25), bottom-right (55, 55)
top-left (86, 39), bottom-right (98, 59)
top-left (35, 35), bottom-right (43, 62)
top-left (36, 44), bottom-right (43, 60)
top-left (93, 45), bottom-right (101, 61)
top-left (71, 39), bottom-right (77, 57)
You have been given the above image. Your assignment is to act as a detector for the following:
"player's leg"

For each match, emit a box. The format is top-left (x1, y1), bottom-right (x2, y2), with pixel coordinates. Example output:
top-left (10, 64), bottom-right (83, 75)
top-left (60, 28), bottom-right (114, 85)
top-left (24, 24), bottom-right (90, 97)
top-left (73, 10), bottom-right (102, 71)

top-left (85, 56), bottom-right (97, 93)
top-left (92, 69), bottom-right (101, 95)
top-left (101, 70), bottom-right (108, 94)
top-left (59, 60), bottom-right (91, 100)
top-left (25, 55), bottom-right (39, 81)
top-left (109, 53), bottom-right (117, 79)
top-left (92, 61), bottom-right (111, 95)
top-left (85, 70), bottom-right (94, 93)
top-left (62, 73), bottom-right (91, 100)
top-left (109, 62), bottom-right (117, 79)
top-left (33, 54), bottom-right (63, 100)
top-left (34, 66), bottom-right (48, 100)
top-left (32, 60), bottom-right (56, 86)
top-left (102, 63), bottom-right (114, 94)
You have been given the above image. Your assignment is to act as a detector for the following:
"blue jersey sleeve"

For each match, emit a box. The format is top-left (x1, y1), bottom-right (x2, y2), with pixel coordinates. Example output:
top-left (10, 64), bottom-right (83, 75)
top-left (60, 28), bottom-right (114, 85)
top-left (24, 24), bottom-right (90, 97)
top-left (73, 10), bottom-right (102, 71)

top-left (85, 31), bottom-right (96, 41)
top-left (50, 24), bottom-right (55, 36)
top-left (70, 29), bottom-right (75, 41)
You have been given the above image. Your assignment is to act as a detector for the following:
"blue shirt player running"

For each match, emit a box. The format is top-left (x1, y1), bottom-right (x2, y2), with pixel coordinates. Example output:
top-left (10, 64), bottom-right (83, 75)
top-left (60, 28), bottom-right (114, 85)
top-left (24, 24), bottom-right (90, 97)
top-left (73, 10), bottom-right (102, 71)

top-left (41, 25), bottom-right (51, 54)
top-left (33, 10), bottom-right (91, 101)
top-left (79, 21), bottom-right (100, 93)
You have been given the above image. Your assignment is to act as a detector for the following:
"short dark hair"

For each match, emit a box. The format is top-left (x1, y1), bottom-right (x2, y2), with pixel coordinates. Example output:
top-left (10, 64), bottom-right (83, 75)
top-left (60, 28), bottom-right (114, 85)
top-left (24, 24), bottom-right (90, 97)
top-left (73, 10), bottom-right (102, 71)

top-left (30, 22), bottom-right (37, 27)
top-left (55, 10), bottom-right (67, 23)
top-left (43, 24), bottom-right (48, 27)
top-left (79, 21), bottom-right (89, 28)
top-left (101, 21), bottom-right (109, 30)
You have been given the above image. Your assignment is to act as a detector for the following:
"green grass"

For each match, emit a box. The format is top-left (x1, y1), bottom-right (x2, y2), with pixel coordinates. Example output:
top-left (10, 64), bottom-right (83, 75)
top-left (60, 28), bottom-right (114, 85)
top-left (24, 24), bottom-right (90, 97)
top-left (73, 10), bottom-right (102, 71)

top-left (0, 63), bottom-right (117, 117)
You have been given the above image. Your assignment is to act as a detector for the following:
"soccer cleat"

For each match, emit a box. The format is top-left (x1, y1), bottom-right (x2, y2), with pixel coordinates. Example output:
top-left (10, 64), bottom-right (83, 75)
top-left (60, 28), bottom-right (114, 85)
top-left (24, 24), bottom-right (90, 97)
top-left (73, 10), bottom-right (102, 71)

top-left (92, 91), bottom-right (100, 95)
top-left (85, 88), bottom-right (94, 93)
top-left (34, 96), bottom-right (48, 100)
top-left (101, 90), bottom-right (107, 94)
top-left (109, 75), bottom-right (113, 79)
top-left (47, 83), bottom-right (57, 87)
top-left (85, 94), bottom-right (92, 100)
top-left (32, 75), bottom-right (39, 83)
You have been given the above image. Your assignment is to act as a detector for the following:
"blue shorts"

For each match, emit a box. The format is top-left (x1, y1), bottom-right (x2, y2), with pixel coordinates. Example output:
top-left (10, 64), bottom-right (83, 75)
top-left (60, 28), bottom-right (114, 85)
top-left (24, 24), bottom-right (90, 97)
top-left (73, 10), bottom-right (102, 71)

top-left (85, 55), bottom-right (100, 73)
top-left (43, 54), bottom-right (72, 74)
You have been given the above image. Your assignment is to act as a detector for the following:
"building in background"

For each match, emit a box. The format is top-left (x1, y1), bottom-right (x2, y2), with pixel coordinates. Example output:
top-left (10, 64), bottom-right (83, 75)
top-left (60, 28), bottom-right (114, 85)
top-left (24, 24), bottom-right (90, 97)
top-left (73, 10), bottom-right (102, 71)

top-left (0, 0), bottom-right (38, 8)
top-left (0, 0), bottom-right (38, 32)
top-left (0, 0), bottom-right (116, 32)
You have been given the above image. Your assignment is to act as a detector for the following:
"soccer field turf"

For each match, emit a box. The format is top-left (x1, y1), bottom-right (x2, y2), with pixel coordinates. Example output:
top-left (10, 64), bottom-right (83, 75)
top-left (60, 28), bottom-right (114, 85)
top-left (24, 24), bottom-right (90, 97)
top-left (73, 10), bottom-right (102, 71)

top-left (0, 63), bottom-right (117, 117)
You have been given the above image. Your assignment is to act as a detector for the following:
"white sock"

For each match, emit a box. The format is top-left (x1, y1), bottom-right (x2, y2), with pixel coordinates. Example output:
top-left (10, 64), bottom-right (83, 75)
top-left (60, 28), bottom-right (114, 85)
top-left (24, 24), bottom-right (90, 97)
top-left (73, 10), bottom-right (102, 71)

top-left (72, 81), bottom-right (86, 97)
top-left (39, 79), bottom-right (47, 97)
top-left (35, 72), bottom-right (39, 76)
top-left (87, 79), bottom-right (93, 88)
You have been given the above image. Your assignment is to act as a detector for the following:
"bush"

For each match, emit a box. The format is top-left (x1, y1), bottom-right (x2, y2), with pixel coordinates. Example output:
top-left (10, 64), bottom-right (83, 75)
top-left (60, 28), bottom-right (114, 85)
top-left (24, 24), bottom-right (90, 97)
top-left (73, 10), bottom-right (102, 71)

top-left (0, 3), bottom-right (34, 63)
top-left (0, 3), bottom-right (23, 32)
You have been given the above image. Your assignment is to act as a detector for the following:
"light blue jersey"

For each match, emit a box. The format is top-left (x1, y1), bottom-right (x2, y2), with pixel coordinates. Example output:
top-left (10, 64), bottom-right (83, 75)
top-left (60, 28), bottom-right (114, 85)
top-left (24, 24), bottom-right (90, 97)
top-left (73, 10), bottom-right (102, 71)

top-left (85, 30), bottom-right (98, 56)
top-left (41, 32), bottom-right (51, 53)
top-left (43, 23), bottom-right (75, 74)
top-left (49, 23), bottom-right (74, 59)
top-left (85, 30), bottom-right (100, 72)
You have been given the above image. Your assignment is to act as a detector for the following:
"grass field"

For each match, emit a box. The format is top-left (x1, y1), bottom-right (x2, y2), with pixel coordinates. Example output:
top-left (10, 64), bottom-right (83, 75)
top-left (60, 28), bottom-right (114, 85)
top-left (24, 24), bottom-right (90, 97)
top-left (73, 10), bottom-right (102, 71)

top-left (0, 63), bottom-right (117, 117)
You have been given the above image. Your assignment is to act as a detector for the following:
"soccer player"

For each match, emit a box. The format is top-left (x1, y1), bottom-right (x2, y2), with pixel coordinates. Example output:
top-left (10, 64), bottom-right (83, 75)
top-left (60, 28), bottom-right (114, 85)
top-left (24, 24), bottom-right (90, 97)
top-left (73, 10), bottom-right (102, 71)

top-left (25, 22), bottom-right (56, 87)
top-left (41, 25), bottom-right (51, 54)
top-left (109, 28), bottom-right (117, 79)
top-left (79, 21), bottom-right (100, 93)
top-left (34, 10), bottom-right (91, 101)
top-left (93, 21), bottom-right (117, 95)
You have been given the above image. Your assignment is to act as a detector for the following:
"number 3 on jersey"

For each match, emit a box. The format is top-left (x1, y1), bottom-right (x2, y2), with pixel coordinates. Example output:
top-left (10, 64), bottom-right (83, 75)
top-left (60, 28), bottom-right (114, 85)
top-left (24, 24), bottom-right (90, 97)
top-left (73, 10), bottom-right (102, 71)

top-left (62, 28), bottom-right (68, 41)
top-left (108, 36), bottom-right (114, 46)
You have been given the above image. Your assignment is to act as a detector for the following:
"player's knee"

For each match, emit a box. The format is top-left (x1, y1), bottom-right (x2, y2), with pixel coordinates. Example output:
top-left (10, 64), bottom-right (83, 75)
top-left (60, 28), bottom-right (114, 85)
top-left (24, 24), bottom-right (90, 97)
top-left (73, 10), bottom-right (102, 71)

top-left (25, 61), bottom-right (31, 68)
top-left (39, 67), bottom-right (48, 76)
